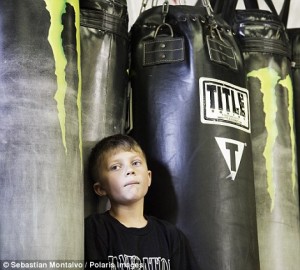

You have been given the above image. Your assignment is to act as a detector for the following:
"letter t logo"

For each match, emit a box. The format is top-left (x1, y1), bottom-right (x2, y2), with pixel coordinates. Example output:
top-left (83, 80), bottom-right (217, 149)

top-left (215, 137), bottom-right (246, 181)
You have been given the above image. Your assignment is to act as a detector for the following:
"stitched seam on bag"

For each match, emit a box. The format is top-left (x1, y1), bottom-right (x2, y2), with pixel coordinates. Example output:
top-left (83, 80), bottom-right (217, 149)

top-left (143, 54), bottom-right (184, 65)
top-left (144, 38), bottom-right (183, 46)
top-left (210, 57), bottom-right (237, 70)
top-left (80, 9), bottom-right (128, 38)
top-left (145, 48), bottom-right (183, 53)
top-left (207, 37), bottom-right (237, 70)
top-left (143, 38), bottom-right (184, 65)
top-left (209, 48), bottom-right (235, 59)
top-left (144, 58), bottom-right (184, 65)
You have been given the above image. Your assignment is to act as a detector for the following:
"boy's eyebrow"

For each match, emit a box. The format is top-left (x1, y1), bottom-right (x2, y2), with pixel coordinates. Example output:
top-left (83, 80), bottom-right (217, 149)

top-left (106, 154), bottom-right (144, 164)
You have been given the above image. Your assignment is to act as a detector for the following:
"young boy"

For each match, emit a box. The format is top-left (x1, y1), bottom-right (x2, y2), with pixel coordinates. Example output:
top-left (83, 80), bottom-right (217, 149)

top-left (85, 134), bottom-right (198, 269)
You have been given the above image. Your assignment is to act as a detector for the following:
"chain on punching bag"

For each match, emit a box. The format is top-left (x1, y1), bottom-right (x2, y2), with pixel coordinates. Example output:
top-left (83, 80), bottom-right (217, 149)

top-left (80, 0), bottom-right (129, 216)
top-left (218, 0), bottom-right (300, 269)
top-left (130, 1), bottom-right (259, 269)
top-left (0, 0), bottom-right (83, 260)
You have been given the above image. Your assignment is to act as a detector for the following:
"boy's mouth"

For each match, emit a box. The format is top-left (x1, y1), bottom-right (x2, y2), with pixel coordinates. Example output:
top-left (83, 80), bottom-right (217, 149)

top-left (124, 181), bottom-right (140, 187)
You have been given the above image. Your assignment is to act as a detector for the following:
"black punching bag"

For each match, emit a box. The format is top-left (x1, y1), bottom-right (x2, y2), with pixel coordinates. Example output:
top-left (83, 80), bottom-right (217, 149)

top-left (220, 0), bottom-right (300, 269)
top-left (0, 0), bottom-right (83, 260)
top-left (289, 29), bottom-right (300, 206)
top-left (130, 1), bottom-right (259, 269)
top-left (80, 0), bottom-right (129, 216)
top-left (280, 0), bottom-right (300, 206)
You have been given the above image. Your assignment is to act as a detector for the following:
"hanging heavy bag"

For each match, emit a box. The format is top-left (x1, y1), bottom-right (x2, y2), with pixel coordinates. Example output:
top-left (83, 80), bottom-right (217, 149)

top-left (80, 0), bottom-right (129, 215)
top-left (0, 0), bottom-right (83, 260)
top-left (217, 0), bottom-right (300, 269)
top-left (129, 1), bottom-right (259, 269)
top-left (280, 0), bottom-right (300, 207)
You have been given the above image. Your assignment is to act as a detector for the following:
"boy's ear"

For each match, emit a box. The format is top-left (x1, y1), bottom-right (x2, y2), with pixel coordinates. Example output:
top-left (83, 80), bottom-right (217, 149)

top-left (93, 182), bottom-right (107, 197)
top-left (147, 170), bottom-right (152, 187)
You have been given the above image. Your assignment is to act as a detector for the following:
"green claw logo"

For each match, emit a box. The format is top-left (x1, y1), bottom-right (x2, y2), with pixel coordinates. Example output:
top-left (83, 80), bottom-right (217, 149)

top-left (44, 0), bottom-right (82, 166)
top-left (248, 67), bottom-right (296, 211)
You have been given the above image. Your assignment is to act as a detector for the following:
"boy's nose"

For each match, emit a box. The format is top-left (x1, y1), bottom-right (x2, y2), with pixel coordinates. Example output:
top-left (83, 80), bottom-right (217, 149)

top-left (126, 167), bottom-right (135, 175)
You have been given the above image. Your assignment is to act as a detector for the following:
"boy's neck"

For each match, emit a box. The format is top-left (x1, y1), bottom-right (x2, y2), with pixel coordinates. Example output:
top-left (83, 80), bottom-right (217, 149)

top-left (109, 203), bottom-right (147, 228)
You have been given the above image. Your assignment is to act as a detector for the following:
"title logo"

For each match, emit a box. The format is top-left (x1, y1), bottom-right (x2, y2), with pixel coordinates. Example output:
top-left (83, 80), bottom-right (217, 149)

top-left (199, 77), bottom-right (250, 133)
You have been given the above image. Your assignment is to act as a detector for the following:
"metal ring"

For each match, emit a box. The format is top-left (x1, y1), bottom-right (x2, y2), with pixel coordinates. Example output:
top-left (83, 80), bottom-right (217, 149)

top-left (154, 23), bottom-right (174, 38)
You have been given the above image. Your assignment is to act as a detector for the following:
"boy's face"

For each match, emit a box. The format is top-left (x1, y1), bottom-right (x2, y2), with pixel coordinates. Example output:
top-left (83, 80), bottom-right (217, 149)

top-left (94, 148), bottom-right (152, 206)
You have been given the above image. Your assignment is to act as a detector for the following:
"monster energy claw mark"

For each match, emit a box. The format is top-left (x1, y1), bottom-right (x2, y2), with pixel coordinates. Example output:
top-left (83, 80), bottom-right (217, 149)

top-left (248, 67), bottom-right (296, 211)
top-left (44, 0), bottom-right (82, 164)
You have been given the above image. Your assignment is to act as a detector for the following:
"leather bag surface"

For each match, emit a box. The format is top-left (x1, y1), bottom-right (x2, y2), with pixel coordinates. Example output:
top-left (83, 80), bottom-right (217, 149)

top-left (80, 0), bottom-right (129, 215)
top-left (130, 1), bottom-right (259, 269)
top-left (280, 0), bottom-right (300, 208)
top-left (0, 0), bottom-right (83, 260)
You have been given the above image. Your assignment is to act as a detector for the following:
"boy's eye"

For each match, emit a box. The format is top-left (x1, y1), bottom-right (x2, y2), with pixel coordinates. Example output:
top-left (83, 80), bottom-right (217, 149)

top-left (109, 164), bottom-right (121, 171)
top-left (132, 160), bottom-right (142, 166)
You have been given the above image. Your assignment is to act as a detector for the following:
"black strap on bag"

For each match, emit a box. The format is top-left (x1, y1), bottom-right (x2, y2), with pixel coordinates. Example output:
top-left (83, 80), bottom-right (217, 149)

top-left (130, 1), bottom-right (259, 269)
top-left (245, 0), bottom-right (276, 13)
top-left (80, 0), bottom-right (128, 38)
top-left (219, 0), bottom-right (278, 21)
top-left (279, 0), bottom-right (300, 67)
top-left (279, 0), bottom-right (290, 26)
top-left (218, 0), bottom-right (290, 57)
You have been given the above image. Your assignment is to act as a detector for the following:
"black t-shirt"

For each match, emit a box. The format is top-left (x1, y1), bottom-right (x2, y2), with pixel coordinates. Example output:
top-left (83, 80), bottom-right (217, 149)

top-left (85, 211), bottom-right (198, 269)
